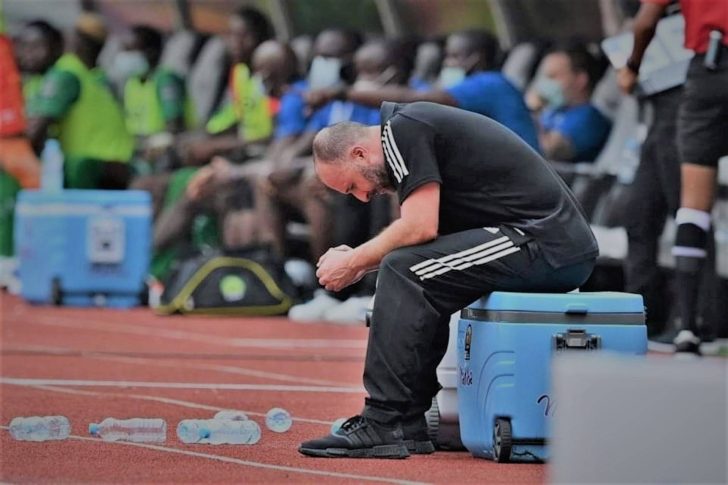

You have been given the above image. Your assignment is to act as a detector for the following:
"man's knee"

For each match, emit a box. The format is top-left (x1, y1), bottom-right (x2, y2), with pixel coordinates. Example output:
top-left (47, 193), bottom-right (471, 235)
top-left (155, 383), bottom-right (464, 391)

top-left (380, 248), bottom-right (422, 279)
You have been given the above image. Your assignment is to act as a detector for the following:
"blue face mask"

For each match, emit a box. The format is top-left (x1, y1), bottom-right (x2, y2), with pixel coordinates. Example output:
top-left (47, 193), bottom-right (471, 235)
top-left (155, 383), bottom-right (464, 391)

top-left (307, 56), bottom-right (342, 90)
top-left (534, 77), bottom-right (566, 110)
top-left (437, 66), bottom-right (466, 88)
top-left (113, 50), bottom-right (149, 80)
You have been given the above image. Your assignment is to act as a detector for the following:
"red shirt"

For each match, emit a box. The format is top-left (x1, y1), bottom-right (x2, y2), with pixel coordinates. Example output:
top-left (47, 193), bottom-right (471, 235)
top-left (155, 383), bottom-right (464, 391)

top-left (644, 0), bottom-right (728, 53)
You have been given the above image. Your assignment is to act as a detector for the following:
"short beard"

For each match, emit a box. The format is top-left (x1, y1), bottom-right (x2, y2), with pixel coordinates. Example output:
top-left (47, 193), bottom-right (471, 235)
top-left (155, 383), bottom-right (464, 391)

top-left (358, 162), bottom-right (393, 195)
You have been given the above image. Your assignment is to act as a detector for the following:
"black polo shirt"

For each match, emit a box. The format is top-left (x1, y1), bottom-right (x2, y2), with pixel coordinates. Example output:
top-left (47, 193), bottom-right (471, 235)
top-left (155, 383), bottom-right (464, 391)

top-left (379, 101), bottom-right (598, 269)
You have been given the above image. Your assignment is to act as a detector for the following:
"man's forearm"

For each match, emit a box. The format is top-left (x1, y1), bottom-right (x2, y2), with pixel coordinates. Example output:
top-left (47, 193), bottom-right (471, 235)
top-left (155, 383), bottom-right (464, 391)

top-left (346, 86), bottom-right (455, 108)
top-left (349, 217), bottom-right (437, 273)
top-left (627, 3), bottom-right (667, 69)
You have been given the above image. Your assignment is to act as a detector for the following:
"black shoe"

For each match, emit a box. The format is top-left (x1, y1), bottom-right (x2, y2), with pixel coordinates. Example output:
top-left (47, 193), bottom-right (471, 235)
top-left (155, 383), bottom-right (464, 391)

top-left (298, 415), bottom-right (409, 459)
top-left (402, 415), bottom-right (435, 454)
top-left (674, 330), bottom-right (702, 356)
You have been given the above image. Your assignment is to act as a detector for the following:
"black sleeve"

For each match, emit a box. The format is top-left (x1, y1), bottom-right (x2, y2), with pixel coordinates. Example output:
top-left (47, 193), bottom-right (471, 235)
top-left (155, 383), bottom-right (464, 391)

top-left (383, 114), bottom-right (442, 204)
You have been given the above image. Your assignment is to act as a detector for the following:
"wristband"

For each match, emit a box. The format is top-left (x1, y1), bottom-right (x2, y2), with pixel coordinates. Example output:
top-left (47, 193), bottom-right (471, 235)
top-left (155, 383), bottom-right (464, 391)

top-left (626, 59), bottom-right (640, 74)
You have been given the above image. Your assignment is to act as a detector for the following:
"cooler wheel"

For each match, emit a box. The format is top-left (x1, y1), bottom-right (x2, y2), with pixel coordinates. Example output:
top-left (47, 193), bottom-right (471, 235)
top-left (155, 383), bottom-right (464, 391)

top-left (493, 418), bottom-right (512, 463)
top-left (51, 278), bottom-right (62, 306)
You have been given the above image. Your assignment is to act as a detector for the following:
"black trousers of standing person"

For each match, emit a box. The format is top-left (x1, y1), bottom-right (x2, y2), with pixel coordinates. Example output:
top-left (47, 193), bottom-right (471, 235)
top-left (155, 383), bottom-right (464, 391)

top-left (360, 226), bottom-right (595, 424)
top-left (623, 89), bottom-right (682, 333)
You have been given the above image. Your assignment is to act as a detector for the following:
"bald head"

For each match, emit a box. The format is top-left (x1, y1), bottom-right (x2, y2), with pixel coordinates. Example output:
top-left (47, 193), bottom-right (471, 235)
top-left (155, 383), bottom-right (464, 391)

top-left (314, 29), bottom-right (361, 59)
top-left (313, 122), bottom-right (392, 202)
top-left (313, 122), bottom-right (371, 164)
top-left (252, 40), bottom-right (298, 97)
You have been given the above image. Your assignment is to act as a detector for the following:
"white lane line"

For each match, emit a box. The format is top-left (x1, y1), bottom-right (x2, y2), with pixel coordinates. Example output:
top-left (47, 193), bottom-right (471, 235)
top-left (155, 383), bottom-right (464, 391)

top-left (22, 314), bottom-right (367, 350)
top-left (0, 427), bottom-right (427, 485)
top-left (27, 385), bottom-right (334, 426)
top-left (1, 343), bottom-right (354, 387)
top-left (1, 377), bottom-right (365, 393)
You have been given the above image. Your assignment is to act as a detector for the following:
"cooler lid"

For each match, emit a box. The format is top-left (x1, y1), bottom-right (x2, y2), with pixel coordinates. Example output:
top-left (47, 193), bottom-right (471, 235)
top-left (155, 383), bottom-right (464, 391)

top-left (474, 291), bottom-right (645, 315)
top-left (18, 189), bottom-right (151, 205)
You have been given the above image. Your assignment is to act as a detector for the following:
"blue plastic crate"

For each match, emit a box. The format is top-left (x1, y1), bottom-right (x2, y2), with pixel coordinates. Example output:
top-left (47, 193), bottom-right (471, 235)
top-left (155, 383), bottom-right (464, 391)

top-left (457, 291), bottom-right (646, 462)
top-left (15, 189), bottom-right (152, 308)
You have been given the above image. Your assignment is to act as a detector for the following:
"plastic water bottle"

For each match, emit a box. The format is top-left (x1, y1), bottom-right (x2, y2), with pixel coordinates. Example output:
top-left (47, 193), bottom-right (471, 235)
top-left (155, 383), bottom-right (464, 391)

top-left (213, 410), bottom-right (249, 421)
top-left (9, 416), bottom-right (70, 441)
top-left (89, 418), bottom-right (166, 443)
top-left (40, 139), bottom-right (64, 192)
top-left (330, 417), bottom-right (347, 435)
top-left (265, 407), bottom-right (292, 433)
top-left (177, 419), bottom-right (261, 444)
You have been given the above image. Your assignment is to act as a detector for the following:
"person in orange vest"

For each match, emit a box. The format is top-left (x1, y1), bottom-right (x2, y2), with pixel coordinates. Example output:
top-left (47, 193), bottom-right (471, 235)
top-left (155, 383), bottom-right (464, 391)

top-left (0, 30), bottom-right (40, 288)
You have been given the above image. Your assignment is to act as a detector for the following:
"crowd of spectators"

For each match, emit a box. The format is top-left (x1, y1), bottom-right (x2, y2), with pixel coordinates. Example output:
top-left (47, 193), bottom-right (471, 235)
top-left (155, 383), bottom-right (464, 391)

top-left (1, 4), bottom-right (723, 342)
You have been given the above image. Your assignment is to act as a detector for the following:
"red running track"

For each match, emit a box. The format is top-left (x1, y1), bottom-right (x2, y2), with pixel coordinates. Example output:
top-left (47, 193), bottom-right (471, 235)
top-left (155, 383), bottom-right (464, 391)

top-left (0, 293), bottom-right (545, 484)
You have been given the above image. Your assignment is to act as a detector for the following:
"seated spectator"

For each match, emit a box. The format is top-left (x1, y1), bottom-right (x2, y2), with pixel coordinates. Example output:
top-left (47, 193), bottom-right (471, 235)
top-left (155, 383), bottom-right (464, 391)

top-left (279, 38), bottom-right (410, 323)
top-left (26, 13), bottom-right (134, 189)
top-left (306, 29), bottom-right (540, 152)
top-left (149, 40), bottom-right (304, 282)
top-left (408, 38), bottom-right (444, 91)
top-left (15, 20), bottom-right (64, 111)
top-left (182, 6), bottom-right (275, 165)
top-left (117, 24), bottom-right (195, 139)
top-left (526, 43), bottom-right (611, 162)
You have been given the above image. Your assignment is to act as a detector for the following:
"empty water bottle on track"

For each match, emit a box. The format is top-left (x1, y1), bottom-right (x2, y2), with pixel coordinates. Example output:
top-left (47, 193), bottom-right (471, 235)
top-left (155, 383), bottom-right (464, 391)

top-left (177, 419), bottom-right (261, 445)
top-left (89, 418), bottom-right (166, 443)
top-left (265, 407), bottom-right (292, 433)
top-left (9, 416), bottom-right (71, 441)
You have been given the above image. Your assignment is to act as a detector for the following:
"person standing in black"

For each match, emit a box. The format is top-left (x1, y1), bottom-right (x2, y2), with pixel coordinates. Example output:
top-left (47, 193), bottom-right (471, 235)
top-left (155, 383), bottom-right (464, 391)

top-left (618, 0), bottom-right (728, 354)
top-left (298, 102), bottom-right (597, 459)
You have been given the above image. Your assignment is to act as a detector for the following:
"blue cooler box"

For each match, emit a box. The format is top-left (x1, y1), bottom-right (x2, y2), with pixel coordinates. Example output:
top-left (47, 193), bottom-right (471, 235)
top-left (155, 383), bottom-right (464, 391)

top-left (457, 291), bottom-right (646, 462)
top-left (15, 189), bottom-right (152, 308)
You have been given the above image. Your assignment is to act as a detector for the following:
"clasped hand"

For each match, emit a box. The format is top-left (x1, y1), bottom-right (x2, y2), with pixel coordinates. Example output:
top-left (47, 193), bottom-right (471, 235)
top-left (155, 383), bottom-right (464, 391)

top-left (316, 245), bottom-right (368, 292)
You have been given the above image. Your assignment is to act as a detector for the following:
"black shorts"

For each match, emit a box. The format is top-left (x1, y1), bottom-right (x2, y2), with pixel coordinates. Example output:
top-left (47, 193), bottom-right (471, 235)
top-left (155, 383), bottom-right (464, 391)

top-left (678, 55), bottom-right (728, 168)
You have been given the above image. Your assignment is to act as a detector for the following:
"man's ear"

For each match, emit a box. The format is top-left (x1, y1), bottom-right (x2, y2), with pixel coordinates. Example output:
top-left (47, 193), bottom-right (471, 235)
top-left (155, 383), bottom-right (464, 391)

top-left (351, 145), bottom-right (366, 161)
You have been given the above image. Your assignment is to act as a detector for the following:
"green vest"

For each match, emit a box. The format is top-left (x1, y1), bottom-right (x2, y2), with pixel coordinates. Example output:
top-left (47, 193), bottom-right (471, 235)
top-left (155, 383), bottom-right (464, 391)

top-left (123, 68), bottom-right (195, 136)
top-left (206, 63), bottom-right (272, 142)
top-left (54, 54), bottom-right (133, 162)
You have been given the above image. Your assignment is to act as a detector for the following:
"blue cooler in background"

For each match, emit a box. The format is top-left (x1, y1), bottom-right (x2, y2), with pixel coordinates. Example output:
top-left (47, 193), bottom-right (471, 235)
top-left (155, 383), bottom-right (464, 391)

top-left (14, 190), bottom-right (152, 308)
top-left (457, 291), bottom-right (646, 463)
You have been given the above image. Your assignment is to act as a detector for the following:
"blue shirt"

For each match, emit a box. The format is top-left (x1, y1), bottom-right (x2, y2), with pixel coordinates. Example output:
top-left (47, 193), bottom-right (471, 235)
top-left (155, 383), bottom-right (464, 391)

top-left (446, 71), bottom-right (540, 152)
top-left (274, 79), bottom-right (308, 140)
top-left (540, 104), bottom-right (612, 162)
top-left (305, 100), bottom-right (380, 132)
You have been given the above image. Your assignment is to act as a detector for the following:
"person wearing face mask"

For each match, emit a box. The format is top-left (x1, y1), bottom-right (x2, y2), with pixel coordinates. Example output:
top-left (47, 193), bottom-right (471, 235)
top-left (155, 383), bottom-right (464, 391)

top-left (118, 25), bottom-right (194, 138)
top-left (148, 40), bottom-right (307, 283)
top-left (526, 43), bottom-right (611, 163)
top-left (283, 38), bottom-right (407, 324)
top-left (306, 29), bottom-right (540, 152)
top-left (188, 6), bottom-right (275, 165)
top-left (26, 13), bottom-right (134, 189)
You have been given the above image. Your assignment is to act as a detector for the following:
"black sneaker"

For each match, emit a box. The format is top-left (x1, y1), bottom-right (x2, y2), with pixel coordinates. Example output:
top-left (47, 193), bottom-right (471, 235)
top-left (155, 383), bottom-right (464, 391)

top-left (402, 415), bottom-right (435, 454)
top-left (298, 415), bottom-right (409, 459)
top-left (674, 330), bottom-right (702, 356)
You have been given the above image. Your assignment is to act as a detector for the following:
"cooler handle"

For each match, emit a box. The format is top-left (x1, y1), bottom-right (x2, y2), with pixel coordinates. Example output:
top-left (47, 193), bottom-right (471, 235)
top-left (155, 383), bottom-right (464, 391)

top-left (565, 304), bottom-right (588, 314)
top-left (553, 329), bottom-right (601, 351)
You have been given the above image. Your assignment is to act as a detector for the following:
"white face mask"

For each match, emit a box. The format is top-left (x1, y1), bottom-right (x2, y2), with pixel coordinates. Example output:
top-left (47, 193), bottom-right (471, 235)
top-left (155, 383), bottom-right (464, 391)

top-left (307, 56), bottom-right (342, 90)
top-left (113, 50), bottom-right (149, 80)
top-left (534, 76), bottom-right (566, 110)
top-left (437, 66), bottom-right (466, 88)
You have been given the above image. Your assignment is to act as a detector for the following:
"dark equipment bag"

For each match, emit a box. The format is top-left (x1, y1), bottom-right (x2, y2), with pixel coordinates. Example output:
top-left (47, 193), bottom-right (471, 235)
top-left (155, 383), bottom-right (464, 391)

top-left (156, 247), bottom-right (295, 316)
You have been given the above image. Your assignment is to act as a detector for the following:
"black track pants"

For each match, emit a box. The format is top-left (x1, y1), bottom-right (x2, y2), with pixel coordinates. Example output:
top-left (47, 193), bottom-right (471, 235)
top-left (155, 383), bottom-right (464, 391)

top-left (361, 227), bottom-right (595, 423)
